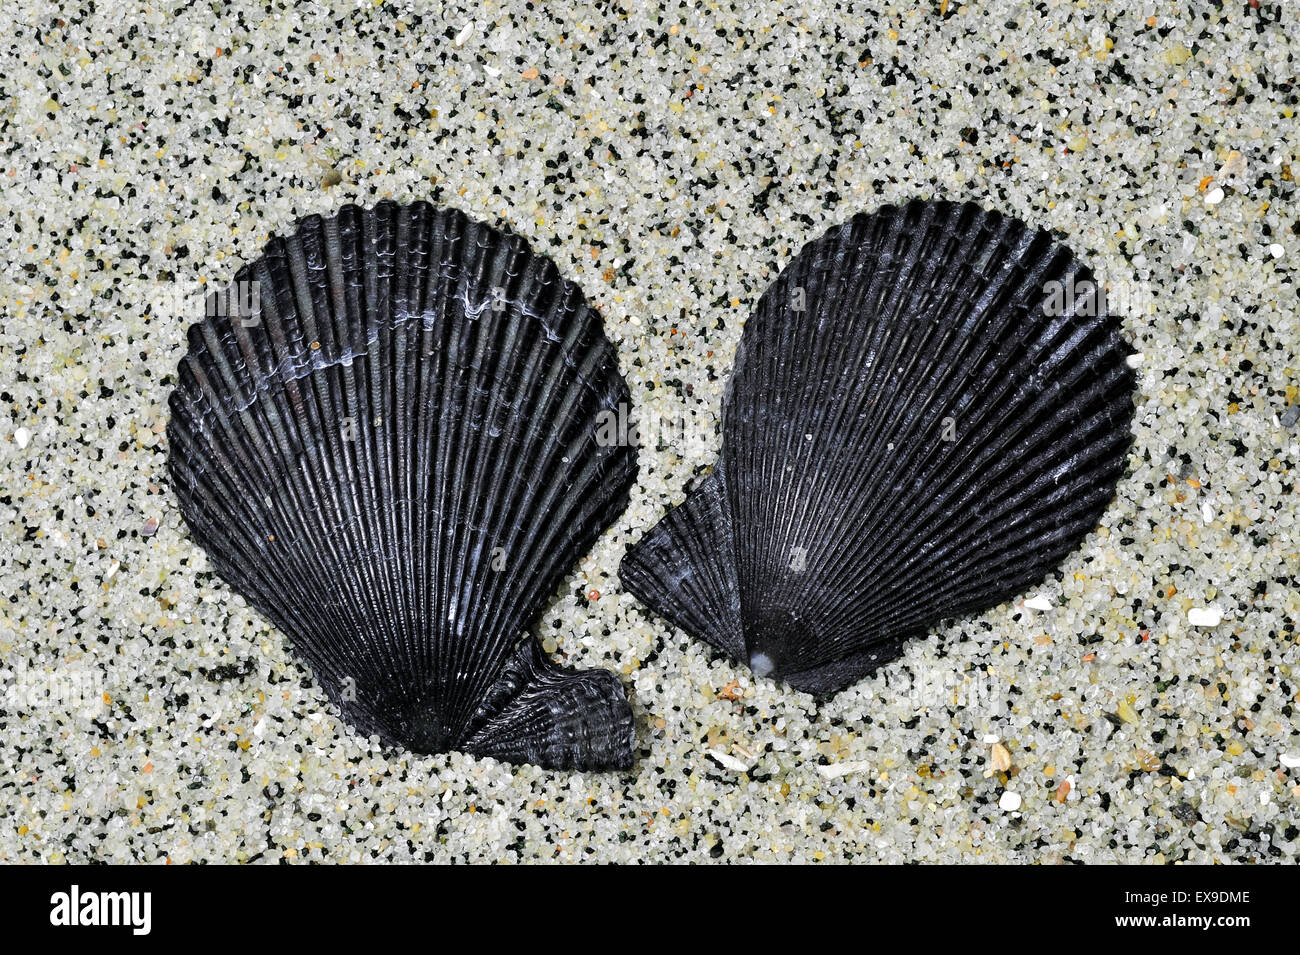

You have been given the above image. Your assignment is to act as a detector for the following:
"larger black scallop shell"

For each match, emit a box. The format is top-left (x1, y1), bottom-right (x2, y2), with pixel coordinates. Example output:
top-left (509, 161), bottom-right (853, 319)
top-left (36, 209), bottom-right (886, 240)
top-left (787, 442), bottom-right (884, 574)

top-left (168, 202), bottom-right (638, 770)
top-left (621, 200), bottom-right (1136, 695)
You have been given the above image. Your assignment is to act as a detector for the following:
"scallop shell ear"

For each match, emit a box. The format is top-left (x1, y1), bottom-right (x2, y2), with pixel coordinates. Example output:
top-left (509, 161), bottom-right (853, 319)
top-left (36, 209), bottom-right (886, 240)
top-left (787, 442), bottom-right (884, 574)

top-left (168, 202), bottom-right (637, 770)
top-left (621, 199), bottom-right (1136, 695)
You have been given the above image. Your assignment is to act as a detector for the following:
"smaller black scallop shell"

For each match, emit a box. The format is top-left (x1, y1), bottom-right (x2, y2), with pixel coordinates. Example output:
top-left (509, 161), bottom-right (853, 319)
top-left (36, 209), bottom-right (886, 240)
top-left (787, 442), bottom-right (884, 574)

top-left (168, 202), bottom-right (638, 770)
top-left (621, 199), bottom-right (1136, 695)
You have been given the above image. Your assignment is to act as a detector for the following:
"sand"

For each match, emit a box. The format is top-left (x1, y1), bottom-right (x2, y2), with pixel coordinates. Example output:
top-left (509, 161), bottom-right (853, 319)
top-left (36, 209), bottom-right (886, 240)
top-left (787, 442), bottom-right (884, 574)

top-left (1, 1), bottom-right (1297, 862)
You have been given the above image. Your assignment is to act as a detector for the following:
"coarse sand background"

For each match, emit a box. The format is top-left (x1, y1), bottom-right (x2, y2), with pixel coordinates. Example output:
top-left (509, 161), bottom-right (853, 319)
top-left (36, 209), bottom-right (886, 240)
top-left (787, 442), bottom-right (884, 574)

top-left (1, 1), bottom-right (1298, 863)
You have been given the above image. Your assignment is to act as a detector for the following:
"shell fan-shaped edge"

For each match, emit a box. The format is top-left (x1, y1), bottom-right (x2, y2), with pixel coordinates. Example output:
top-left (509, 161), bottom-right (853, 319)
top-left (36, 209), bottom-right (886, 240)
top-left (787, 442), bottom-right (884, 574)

top-left (621, 199), bottom-right (1136, 696)
top-left (168, 201), bottom-right (638, 770)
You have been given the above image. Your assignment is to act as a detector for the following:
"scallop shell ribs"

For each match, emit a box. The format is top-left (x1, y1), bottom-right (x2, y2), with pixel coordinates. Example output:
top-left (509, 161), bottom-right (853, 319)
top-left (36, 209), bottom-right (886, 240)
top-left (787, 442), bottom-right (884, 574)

top-left (621, 200), bottom-right (1136, 695)
top-left (168, 202), bottom-right (637, 769)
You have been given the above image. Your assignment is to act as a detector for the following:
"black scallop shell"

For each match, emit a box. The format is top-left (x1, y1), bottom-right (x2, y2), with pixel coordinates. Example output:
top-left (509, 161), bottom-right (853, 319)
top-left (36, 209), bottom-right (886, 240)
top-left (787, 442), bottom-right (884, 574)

top-left (621, 200), bottom-right (1136, 695)
top-left (168, 202), bottom-right (638, 769)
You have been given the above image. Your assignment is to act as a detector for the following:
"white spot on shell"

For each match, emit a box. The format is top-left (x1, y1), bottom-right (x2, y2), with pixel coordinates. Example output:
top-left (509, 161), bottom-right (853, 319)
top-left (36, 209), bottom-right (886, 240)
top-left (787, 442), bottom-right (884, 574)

top-left (749, 652), bottom-right (774, 676)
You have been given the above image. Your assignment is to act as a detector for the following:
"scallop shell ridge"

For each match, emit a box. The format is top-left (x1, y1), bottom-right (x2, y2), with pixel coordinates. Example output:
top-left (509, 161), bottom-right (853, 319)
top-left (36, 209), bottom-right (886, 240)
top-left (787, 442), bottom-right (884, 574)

top-left (168, 201), bottom-right (637, 769)
top-left (621, 199), bottom-right (1136, 695)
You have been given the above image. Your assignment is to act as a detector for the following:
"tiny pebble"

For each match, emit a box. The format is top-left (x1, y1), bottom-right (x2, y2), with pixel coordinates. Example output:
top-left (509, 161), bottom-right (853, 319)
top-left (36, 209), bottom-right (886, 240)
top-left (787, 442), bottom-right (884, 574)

top-left (1023, 595), bottom-right (1053, 611)
top-left (1188, 607), bottom-right (1223, 627)
top-left (1204, 186), bottom-right (1225, 205)
top-left (989, 742), bottom-right (1012, 773)
top-left (999, 791), bottom-right (1022, 812)
top-left (1280, 754), bottom-right (1300, 769)
top-left (1125, 352), bottom-right (1145, 369)
top-left (13, 427), bottom-right (31, 449)
top-left (816, 760), bottom-right (872, 779)
top-left (706, 749), bottom-right (750, 773)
